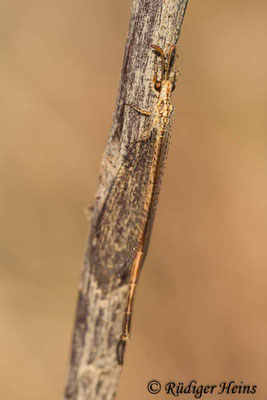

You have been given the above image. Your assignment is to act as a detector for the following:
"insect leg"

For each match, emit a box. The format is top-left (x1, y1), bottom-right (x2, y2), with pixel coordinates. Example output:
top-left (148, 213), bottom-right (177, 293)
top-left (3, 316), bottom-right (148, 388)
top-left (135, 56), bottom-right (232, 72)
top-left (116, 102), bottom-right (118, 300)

top-left (125, 103), bottom-right (151, 116)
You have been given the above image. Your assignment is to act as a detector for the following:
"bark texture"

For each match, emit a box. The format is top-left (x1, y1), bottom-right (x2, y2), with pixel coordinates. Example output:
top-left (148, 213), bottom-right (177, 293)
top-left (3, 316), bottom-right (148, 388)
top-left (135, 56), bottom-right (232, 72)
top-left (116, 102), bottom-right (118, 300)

top-left (63, 1), bottom-right (188, 399)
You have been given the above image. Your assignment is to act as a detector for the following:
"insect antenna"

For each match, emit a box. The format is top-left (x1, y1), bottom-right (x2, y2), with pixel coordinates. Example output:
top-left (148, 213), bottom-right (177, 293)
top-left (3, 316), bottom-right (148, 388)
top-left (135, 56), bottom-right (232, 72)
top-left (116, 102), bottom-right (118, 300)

top-left (166, 44), bottom-right (176, 80)
top-left (151, 44), bottom-right (165, 81)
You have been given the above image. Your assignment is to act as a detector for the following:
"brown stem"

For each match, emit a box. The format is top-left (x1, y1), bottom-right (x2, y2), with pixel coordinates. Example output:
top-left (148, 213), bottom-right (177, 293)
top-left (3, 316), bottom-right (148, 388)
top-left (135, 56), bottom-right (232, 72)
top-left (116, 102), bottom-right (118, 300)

top-left (63, 1), bottom-right (189, 399)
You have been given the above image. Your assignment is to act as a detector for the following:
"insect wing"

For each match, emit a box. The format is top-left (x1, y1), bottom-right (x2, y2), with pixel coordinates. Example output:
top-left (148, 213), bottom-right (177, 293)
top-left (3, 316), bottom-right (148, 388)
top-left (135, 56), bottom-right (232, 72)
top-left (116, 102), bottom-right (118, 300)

top-left (90, 134), bottom-right (155, 277)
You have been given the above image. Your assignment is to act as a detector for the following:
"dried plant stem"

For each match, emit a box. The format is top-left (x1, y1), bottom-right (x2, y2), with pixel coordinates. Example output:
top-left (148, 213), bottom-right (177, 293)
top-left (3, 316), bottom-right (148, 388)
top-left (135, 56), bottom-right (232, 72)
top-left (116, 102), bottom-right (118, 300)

top-left (63, 1), bottom-right (189, 399)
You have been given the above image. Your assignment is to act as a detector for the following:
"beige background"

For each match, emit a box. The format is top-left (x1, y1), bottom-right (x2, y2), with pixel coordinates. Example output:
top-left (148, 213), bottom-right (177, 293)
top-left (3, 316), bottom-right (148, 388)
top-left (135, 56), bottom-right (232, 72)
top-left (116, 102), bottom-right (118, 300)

top-left (1, 0), bottom-right (267, 399)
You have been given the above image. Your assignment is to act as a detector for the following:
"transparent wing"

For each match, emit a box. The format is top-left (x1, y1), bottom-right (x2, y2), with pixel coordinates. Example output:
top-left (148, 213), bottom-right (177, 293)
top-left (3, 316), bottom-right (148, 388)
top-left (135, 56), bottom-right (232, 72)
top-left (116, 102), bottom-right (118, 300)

top-left (90, 133), bottom-right (156, 276)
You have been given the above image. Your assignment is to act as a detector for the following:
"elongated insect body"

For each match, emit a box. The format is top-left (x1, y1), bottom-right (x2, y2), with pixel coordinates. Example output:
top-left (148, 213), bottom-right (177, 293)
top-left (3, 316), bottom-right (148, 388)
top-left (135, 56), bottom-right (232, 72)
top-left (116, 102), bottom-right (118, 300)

top-left (116, 44), bottom-right (177, 364)
top-left (89, 43), bottom-right (177, 365)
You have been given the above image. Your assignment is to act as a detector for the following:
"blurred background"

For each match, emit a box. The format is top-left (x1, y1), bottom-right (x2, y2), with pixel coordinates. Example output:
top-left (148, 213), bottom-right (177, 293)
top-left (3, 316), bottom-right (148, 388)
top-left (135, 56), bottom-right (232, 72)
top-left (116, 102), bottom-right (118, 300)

top-left (1, 0), bottom-right (267, 399)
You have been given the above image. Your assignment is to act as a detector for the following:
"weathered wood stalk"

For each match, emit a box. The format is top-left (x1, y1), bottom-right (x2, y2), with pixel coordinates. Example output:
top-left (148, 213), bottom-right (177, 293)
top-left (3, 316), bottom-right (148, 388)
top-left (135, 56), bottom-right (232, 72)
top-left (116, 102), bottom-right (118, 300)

top-left (63, 1), bottom-right (189, 399)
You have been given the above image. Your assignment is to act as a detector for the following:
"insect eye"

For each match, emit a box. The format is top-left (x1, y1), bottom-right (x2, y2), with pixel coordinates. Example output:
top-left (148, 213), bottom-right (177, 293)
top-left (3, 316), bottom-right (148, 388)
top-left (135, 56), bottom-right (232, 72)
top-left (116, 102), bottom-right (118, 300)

top-left (171, 82), bottom-right (176, 92)
top-left (155, 81), bottom-right (161, 91)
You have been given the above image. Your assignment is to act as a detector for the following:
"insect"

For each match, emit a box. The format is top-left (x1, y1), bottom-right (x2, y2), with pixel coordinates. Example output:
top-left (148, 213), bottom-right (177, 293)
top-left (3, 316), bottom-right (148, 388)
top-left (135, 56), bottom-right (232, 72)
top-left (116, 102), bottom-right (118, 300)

top-left (116, 44), bottom-right (178, 364)
top-left (90, 44), bottom-right (177, 365)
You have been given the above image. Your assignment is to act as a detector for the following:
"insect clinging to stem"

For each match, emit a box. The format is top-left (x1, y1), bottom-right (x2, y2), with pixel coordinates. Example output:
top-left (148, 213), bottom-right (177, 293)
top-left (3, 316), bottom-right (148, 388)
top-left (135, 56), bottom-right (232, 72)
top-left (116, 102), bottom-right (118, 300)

top-left (115, 43), bottom-right (179, 365)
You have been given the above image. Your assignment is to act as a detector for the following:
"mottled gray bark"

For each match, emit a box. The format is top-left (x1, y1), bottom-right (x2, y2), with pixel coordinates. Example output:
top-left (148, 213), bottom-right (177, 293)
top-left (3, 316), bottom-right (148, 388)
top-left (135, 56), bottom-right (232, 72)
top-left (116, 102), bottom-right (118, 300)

top-left (63, 1), bottom-right (189, 399)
